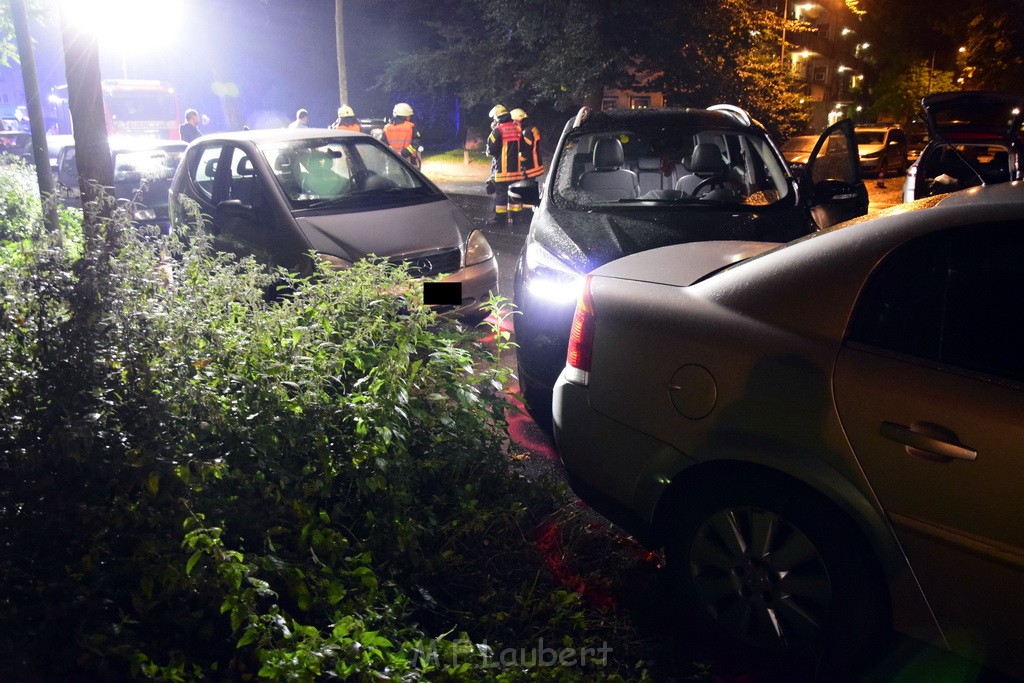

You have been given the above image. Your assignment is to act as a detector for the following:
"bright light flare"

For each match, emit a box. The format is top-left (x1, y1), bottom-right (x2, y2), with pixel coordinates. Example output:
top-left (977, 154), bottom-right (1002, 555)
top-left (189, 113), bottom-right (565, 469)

top-left (61, 0), bottom-right (183, 52)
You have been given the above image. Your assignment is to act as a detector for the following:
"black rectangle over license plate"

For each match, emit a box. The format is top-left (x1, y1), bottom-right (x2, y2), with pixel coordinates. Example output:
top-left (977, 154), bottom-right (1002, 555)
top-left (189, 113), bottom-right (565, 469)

top-left (423, 282), bottom-right (462, 306)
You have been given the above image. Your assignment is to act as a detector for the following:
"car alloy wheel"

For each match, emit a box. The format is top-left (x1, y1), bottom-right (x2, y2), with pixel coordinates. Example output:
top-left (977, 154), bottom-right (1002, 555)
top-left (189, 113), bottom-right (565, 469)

top-left (687, 505), bottom-right (831, 650)
top-left (665, 477), bottom-right (889, 667)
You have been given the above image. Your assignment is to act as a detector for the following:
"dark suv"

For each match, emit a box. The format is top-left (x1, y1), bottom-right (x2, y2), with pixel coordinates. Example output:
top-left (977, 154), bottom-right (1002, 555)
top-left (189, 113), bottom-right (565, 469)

top-left (513, 105), bottom-right (867, 428)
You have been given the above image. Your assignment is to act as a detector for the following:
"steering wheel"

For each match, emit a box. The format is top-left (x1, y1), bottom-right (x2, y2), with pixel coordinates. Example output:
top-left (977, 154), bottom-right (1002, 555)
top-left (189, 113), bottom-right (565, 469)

top-left (351, 170), bottom-right (376, 189)
top-left (690, 175), bottom-right (725, 197)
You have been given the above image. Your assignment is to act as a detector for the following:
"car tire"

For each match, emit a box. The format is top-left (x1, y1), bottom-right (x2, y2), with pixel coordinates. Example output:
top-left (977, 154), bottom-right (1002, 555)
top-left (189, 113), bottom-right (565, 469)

top-left (664, 476), bottom-right (889, 669)
top-left (516, 357), bottom-right (553, 434)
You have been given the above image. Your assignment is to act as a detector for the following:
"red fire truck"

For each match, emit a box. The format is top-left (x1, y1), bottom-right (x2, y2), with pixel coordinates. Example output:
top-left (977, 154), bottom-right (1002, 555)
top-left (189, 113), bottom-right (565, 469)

top-left (49, 79), bottom-right (182, 139)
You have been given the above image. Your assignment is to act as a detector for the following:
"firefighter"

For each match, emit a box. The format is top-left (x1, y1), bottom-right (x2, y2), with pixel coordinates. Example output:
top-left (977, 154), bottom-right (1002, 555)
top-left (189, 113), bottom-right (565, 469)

top-left (331, 105), bottom-right (361, 132)
top-left (383, 102), bottom-right (421, 167)
top-left (486, 104), bottom-right (524, 222)
top-left (510, 108), bottom-right (545, 181)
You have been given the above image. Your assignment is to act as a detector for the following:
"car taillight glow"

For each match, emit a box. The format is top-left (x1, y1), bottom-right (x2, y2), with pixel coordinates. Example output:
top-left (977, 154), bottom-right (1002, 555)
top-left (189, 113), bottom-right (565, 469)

top-left (565, 275), bottom-right (595, 385)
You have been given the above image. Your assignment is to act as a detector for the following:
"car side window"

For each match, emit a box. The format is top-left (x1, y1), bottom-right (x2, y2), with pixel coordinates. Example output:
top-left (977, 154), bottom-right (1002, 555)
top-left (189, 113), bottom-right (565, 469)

top-left (811, 128), bottom-right (855, 185)
top-left (226, 146), bottom-right (262, 207)
top-left (847, 222), bottom-right (1024, 383)
top-left (191, 145), bottom-right (223, 200)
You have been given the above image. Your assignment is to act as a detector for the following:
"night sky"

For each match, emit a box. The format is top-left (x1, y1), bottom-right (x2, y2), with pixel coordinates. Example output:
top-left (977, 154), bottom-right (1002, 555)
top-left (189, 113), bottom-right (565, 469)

top-left (25, 0), bottom-right (408, 133)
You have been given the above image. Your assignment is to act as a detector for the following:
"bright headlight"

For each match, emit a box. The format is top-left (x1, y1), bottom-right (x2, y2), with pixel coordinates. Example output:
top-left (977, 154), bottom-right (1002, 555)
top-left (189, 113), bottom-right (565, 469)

top-left (466, 229), bottom-right (494, 266)
top-left (524, 240), bottom-right (584, 304)
top-left (133, 207), bottom-right (157, 221)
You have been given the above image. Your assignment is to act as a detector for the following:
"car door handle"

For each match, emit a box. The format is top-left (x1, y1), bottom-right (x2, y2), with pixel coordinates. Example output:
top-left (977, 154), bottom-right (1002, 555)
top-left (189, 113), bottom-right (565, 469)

top-left (880, 421), bottom-right (977, 462)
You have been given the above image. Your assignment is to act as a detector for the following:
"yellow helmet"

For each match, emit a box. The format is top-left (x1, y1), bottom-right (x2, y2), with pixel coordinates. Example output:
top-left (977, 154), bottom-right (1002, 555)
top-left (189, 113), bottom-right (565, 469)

top-left (392, 102), bottom-right (414, 117)
top-left (489, 104), bottom-right (508, 119)
top-left (338, 105), bottom-right (355, 117)
top-left (510, 108), bottom-right (527, 121)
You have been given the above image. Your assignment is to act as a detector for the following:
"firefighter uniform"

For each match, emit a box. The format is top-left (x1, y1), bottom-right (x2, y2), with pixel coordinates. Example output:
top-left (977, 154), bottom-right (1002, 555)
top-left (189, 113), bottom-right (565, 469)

top-left (486, 105), bottom-right (524, 220)
top-left (511, 108), bottom-right (545, 180)
top-left (383, 102), bottom-right (421, 165)
top-left (331, 105), bottom-right (362, 132)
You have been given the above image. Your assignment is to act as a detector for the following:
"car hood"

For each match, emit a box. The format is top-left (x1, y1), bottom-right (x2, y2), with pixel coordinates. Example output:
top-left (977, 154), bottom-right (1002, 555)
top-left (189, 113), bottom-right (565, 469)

top-left (295, 197), bottom-right (469, 262)
top-left (538, 203), bottom-right (802, 273)
top-left (591, 240), bottom-right (778, 287)
top-left (857, 143), bottom-right (884, 156)
top-left (922, 91), bottom-right (1024, 143)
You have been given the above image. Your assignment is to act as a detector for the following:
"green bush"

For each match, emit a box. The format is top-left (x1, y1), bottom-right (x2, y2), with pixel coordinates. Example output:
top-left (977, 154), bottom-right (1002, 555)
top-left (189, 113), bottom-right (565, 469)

top-left (0, 191), bottom-right (653, 680)
top-left (0, 156), bottom-right (41, 242)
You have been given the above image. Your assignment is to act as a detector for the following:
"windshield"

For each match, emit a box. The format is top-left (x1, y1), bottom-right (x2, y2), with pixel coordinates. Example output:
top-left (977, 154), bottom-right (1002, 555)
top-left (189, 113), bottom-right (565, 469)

top-left (782, 136), bottom-right (818, 154)
top-left (553, 125), bottom-right (790, 209)
top-left (856, 131), bottom-right (886, 145)
top-left (113, 147), bottom-right (184, 183)
top-left (106, 92), bottom-right (177, 122)
top-left (257, 138), bottom-right (436, 209)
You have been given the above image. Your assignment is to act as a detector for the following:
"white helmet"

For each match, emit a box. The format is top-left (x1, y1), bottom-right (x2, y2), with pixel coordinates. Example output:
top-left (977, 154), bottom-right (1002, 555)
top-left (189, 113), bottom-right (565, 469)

top-left (393, 102), bottom-right (414, 117)
top-left (510, 108), bottom-right (527, 121)
top-left (338, 105), bottom-right (355, 118)
top-left (489, 104), bottom-right (508, 119)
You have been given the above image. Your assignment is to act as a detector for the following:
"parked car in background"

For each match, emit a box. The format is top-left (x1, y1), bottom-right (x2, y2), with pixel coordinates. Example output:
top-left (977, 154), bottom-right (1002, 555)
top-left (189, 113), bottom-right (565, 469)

top-left (906, 130), bottom-right (929, 165)
top-left (903, 91), bottom-right (1023, 203)
top-left (514, 105), bottom-right (867, 429)
top-left (855, 124), bottom-right (907, 177)
top-left (779, 134), bottom-right (822, 177)
top-left (169, 128), bottom-right (497, 320)
top-left (553, 181), bottom-right (1024, 677)
top-left (56, 137), bottom-right (187, 232)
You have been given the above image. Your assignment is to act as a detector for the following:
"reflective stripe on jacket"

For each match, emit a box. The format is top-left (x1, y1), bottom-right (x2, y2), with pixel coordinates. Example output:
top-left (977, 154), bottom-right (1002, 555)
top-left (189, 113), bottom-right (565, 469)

top-left (521, 124), bottom-right (545, 178)
top-left (383, 121), bottom-right (415, 154)
top-left (487, 120), bottom-right (523, 183)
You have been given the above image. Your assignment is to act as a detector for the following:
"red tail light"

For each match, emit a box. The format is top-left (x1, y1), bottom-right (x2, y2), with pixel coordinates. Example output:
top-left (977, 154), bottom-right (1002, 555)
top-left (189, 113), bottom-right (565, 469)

top-left (566, 275), bottom-right (595, 377)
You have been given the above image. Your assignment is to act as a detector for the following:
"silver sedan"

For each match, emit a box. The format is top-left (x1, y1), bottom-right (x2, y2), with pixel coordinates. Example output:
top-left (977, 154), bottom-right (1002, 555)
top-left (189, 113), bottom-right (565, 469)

top-left (554, 182), bottom-right (1024, 676)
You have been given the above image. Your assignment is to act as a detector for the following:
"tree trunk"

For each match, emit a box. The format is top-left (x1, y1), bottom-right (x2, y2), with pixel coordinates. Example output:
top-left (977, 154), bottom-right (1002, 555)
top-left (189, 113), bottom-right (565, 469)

top-left (9, 0), bottom-right (58, 235)
top-left (57, 0), bottom-right (113, 229)
top-left (335, 0), bottom-right (348, 106)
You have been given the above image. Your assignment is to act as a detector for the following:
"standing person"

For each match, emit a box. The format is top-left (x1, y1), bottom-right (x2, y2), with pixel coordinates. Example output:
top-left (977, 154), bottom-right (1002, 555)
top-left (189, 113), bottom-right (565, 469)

top-left (486, 104), bottom-right (524, 222)
top-left (179, 108), bottom-right (202, 142)
top-left (510, 108), bottom-right (545, 181)
top-left (382, 103), bottom-right (421, 167)
top-left (288, 109), bottom-right (309, 129)
top-left (331, 105), bottom-right (361, 132)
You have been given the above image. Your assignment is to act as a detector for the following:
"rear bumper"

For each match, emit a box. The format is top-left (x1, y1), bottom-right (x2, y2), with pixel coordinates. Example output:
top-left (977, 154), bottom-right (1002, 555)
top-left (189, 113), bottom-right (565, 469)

top-left (553, 373), bottom-right (694, 544)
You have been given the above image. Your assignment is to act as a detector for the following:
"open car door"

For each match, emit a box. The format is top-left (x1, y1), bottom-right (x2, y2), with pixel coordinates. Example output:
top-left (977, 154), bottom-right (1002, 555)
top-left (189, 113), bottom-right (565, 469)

top-left (801, 118), bottom-right (868, 229)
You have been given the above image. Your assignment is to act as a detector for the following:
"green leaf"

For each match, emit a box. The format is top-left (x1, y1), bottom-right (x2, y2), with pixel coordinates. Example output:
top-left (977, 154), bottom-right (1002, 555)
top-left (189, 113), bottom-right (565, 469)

top-left (185, 550), bottom-right (203, 576)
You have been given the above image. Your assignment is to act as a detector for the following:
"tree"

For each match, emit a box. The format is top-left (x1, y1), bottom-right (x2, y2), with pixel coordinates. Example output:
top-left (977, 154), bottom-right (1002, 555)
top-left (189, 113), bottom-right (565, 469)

top-left (959, 10), bottom-right (1024, 90)
top-left (373, 0), bottom-right (808, 138)
top-left (57, 0), bottom-right (113, 229)
top-left (869, 60), bottom-right (956, 126)
top-left (7, 0), bottom-right (58, 235)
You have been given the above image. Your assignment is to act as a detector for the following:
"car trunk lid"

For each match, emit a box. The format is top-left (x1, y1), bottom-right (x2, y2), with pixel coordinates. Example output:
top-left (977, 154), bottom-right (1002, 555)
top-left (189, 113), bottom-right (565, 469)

top-left (922, 91), bottom-right (1024, 144)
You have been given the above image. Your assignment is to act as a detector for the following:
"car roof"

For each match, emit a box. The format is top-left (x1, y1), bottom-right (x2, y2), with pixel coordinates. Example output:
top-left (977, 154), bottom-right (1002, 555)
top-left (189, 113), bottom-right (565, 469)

top-left (109, 138), bottom-right (188, 152)
top-left (715, 182), bottom-right (1024, 339)
top-left (188, 128), bottom-right (367, 144)
top-left (571, 107), bottom-right (764, 135)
